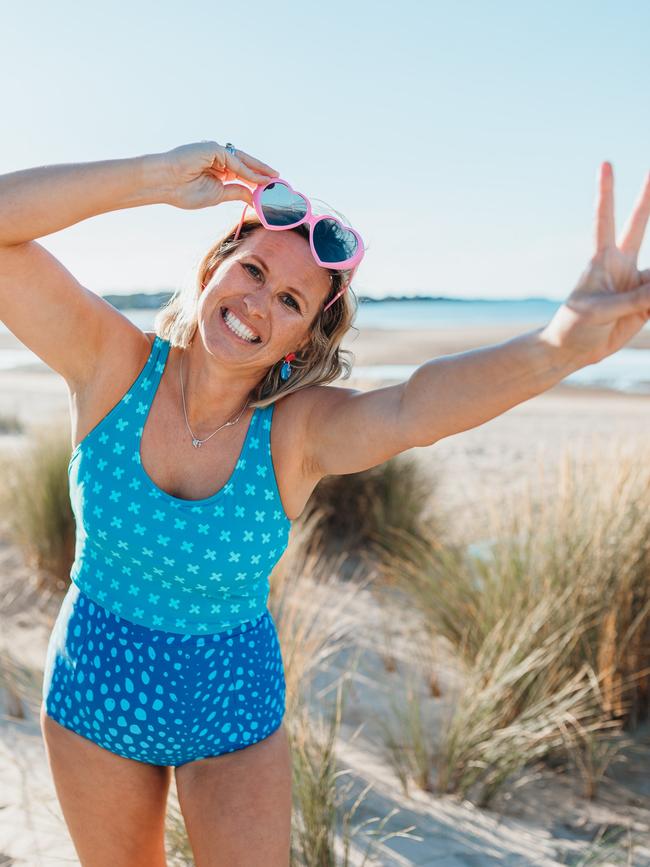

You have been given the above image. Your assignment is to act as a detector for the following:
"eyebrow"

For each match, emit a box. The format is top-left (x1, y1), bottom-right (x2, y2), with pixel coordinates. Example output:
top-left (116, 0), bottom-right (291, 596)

top-left (248, 254), bottom-right (308, 308)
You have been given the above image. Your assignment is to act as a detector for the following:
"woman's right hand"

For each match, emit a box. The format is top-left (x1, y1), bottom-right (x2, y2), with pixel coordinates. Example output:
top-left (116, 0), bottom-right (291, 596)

top-left (157, 141), bottom-right (279, 210)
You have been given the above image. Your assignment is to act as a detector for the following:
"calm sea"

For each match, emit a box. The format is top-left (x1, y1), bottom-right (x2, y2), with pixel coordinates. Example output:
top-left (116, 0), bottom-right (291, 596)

top-left (353, 297), bottom-right (563, 328)
top-left (1, 298), bottom-right (649, 395)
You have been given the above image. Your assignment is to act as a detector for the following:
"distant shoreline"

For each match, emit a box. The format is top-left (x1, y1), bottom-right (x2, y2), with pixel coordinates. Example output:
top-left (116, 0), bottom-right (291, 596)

top-left (100, 291), bottom-right (562, 311)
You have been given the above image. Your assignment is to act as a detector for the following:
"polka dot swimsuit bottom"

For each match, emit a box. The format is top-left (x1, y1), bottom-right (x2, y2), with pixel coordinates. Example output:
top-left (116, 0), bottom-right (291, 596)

top-left (42, 582), bottom-right (286, 766)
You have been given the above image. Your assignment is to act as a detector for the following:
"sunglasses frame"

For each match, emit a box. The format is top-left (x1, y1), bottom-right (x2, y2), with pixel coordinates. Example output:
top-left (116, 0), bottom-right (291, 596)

top-left (233, 178), bottom-right (364, 312)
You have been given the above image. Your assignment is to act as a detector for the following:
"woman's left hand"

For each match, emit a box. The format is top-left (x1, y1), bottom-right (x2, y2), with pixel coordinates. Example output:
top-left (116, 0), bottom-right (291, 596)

top-left (541, 162), bottom-right (650, 365)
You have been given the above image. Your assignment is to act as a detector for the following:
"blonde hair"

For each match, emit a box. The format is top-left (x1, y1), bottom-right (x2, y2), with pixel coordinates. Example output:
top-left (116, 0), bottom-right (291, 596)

top-left (153, 215), bottom-right (359, 408)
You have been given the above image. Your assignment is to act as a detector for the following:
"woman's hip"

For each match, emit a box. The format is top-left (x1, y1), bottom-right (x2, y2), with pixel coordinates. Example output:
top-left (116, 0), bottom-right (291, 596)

top-left (42, 583), bottom-right (285, 716)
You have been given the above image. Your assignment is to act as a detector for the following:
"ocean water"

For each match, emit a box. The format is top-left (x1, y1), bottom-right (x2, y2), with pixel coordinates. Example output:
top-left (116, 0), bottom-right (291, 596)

top-left (1, 299), bottom-right (649, 395)
top-left (353, 297), bottom-right (563, 328)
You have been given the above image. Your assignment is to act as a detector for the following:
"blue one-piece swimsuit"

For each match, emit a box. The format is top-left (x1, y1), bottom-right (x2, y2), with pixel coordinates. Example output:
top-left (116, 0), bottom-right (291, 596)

top-left (42, 334), bottom-right (293, 767)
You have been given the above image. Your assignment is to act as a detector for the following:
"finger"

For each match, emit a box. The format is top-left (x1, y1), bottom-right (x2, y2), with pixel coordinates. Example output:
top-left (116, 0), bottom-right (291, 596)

top-left (595, 161), bottom-right (616, 255)
top-left (210, 165), bottom-right (237, 182)
top-left (618, 170), bottom-right (650, 259)
top-left (210, 147), bottom-right (269, 185)
top-left (219, 182), bottom-right (254, 206)
top-left (226, 154), bottom-right (276, 186)
top-left (235, 149), bottom-right (280, 177)
top-left (598, 279), bottom-right (650, 319)
top-left (224, 148), bottom-right (278, 183)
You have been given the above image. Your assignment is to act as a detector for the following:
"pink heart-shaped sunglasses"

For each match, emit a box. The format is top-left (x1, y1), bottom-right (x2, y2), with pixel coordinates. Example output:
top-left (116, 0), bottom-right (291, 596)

top-left (233, 179), bottom-right (365, 312)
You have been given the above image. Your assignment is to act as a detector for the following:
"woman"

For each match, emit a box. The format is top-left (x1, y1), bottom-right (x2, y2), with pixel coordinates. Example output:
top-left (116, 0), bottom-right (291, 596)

top-left (0, 141), bottom-right (648, 866)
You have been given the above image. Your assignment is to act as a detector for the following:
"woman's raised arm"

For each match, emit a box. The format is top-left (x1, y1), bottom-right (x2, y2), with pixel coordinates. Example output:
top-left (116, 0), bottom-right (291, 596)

top-left (0, 141), bottom-right (278, 246)
top-left (0, 141), bottom-right (278, 390)
top-left (0, 153), bottom-right (168, 247)
top-left (302, 162), bottom-right (650, 479)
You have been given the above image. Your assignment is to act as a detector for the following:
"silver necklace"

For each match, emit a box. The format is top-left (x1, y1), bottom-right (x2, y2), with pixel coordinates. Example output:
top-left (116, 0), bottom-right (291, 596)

top-left (179, 350), bottom-right (250, 449)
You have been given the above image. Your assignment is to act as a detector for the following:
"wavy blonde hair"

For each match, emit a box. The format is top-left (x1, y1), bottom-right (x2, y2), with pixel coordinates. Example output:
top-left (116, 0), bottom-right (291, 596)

top-left (153, 215), bottom-right (359, 408)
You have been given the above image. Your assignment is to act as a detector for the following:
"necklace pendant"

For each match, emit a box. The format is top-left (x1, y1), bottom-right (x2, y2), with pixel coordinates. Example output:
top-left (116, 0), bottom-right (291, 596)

top-left (192, 438), bottom-right (203, 449)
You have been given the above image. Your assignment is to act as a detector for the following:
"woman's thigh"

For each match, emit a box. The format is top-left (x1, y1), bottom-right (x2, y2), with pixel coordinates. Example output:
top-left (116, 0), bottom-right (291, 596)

top-left (41, 583), bottom-right (176, 864)
top-left (172, 607), bottom-right (290, 864)
top-left (40, 705), bottom-right (172, 867)
top-left (174, 722), bottom-right (292, 867)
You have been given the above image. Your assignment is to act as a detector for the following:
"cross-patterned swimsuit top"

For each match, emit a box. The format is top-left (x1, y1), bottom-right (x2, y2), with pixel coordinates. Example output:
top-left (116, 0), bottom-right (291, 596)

top-left (67, 334), bottom-right (292, 635)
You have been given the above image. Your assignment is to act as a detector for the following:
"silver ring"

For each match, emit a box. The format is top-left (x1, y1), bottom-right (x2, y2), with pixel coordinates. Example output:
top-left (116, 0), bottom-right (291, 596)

top-left (225, 142), bottom-right (236, 156)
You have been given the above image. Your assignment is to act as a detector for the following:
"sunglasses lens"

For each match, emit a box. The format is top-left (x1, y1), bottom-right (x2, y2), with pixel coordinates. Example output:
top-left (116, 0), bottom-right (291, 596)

top-left (259, 182), bottom-right (308, 226)
top-left (313, 218), bottom-right (359, 265)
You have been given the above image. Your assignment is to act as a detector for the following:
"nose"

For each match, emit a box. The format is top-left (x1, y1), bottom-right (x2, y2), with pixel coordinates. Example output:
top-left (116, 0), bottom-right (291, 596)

top-left (242, 284), bottom-right (270, 319)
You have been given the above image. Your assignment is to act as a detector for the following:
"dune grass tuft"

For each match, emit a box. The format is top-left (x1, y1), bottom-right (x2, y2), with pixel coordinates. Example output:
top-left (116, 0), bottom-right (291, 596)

top-left (289, 679), bottom-right (422, 867)
top-left (297, 452), bottom-right (444, 577)
top-left (0, 411), bottom-right (24, 434)
top-left (0, 422), bottom-right (75, 594)
top-left (379, 435), bottom-right (650, 805)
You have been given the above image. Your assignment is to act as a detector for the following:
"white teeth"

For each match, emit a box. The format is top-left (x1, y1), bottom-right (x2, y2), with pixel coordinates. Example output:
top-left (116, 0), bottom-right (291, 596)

top-left (223, 308), bottom-right (258, 342)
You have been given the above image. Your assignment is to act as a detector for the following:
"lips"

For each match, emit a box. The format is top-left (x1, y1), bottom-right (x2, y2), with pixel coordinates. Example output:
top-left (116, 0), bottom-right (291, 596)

top-left (220, 307), bottom-right (262, 344)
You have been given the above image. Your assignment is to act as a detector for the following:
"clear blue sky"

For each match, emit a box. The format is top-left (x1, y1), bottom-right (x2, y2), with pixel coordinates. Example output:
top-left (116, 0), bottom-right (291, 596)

top-left (2, 0), bottom-right (649, 300)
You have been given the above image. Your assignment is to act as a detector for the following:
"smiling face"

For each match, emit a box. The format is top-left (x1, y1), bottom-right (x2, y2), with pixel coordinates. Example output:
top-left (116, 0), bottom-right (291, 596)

top-left (195, 226), bottom-right (333, 373)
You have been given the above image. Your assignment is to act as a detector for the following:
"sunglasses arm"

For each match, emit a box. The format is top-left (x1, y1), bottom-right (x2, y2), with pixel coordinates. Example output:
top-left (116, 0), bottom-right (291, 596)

top-left (233, 203), bottom-right (249, 241)
top-left (323, 264), bottom-right (358, 312)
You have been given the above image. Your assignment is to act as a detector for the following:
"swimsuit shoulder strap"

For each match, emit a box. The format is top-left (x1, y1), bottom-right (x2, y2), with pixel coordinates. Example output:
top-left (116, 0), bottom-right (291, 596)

top-left (129, 334), bottom-right (171, 410)
top-left (259, 400), bottom-right (278, 464)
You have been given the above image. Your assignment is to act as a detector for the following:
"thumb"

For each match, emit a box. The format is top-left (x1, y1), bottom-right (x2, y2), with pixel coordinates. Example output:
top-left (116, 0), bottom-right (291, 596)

top-left (219, 182), bottom-right (253, 206)
top-left (602, 280), bottom-right (650, 318)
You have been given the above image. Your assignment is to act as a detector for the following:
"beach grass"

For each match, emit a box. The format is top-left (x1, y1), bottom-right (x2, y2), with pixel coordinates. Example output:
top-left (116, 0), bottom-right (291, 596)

top-left (0, 410), bottom-right (24, 434)
top-left (288, 681), bottom-right (421, 867)
top-left (0, 421), bottom-right (75, 594)
top-left (297, 452), bottom-right (444, 579)
top-left (377, 435), bottom-right (650, 806)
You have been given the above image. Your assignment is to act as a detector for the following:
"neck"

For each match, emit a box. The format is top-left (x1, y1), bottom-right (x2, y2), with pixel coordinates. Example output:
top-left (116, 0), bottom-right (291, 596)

top-left (175, 339), bottom-right (258, 433)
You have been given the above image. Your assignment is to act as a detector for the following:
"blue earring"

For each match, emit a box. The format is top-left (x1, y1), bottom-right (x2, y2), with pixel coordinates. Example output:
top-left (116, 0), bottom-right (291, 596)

top-left (280, 352), bottom-right (297, 381)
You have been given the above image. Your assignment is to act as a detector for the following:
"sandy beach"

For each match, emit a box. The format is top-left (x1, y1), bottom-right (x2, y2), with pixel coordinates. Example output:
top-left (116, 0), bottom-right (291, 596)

top-left (1, 322), bottom-right (649, 865)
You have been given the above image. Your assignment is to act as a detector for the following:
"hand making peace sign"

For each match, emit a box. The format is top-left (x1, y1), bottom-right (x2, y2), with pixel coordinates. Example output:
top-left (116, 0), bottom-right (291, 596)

top-left (542, 162), bottom-right (650, 365)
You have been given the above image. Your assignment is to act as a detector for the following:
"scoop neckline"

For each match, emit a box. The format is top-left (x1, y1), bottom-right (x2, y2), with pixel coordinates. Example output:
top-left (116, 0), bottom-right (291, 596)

top-left (135, 336), bottom-right (259, 508)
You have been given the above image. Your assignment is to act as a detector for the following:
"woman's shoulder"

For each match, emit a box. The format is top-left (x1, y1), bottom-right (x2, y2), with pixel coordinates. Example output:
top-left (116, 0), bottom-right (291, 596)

top-left (70, 327), bottom-right (158, 453)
